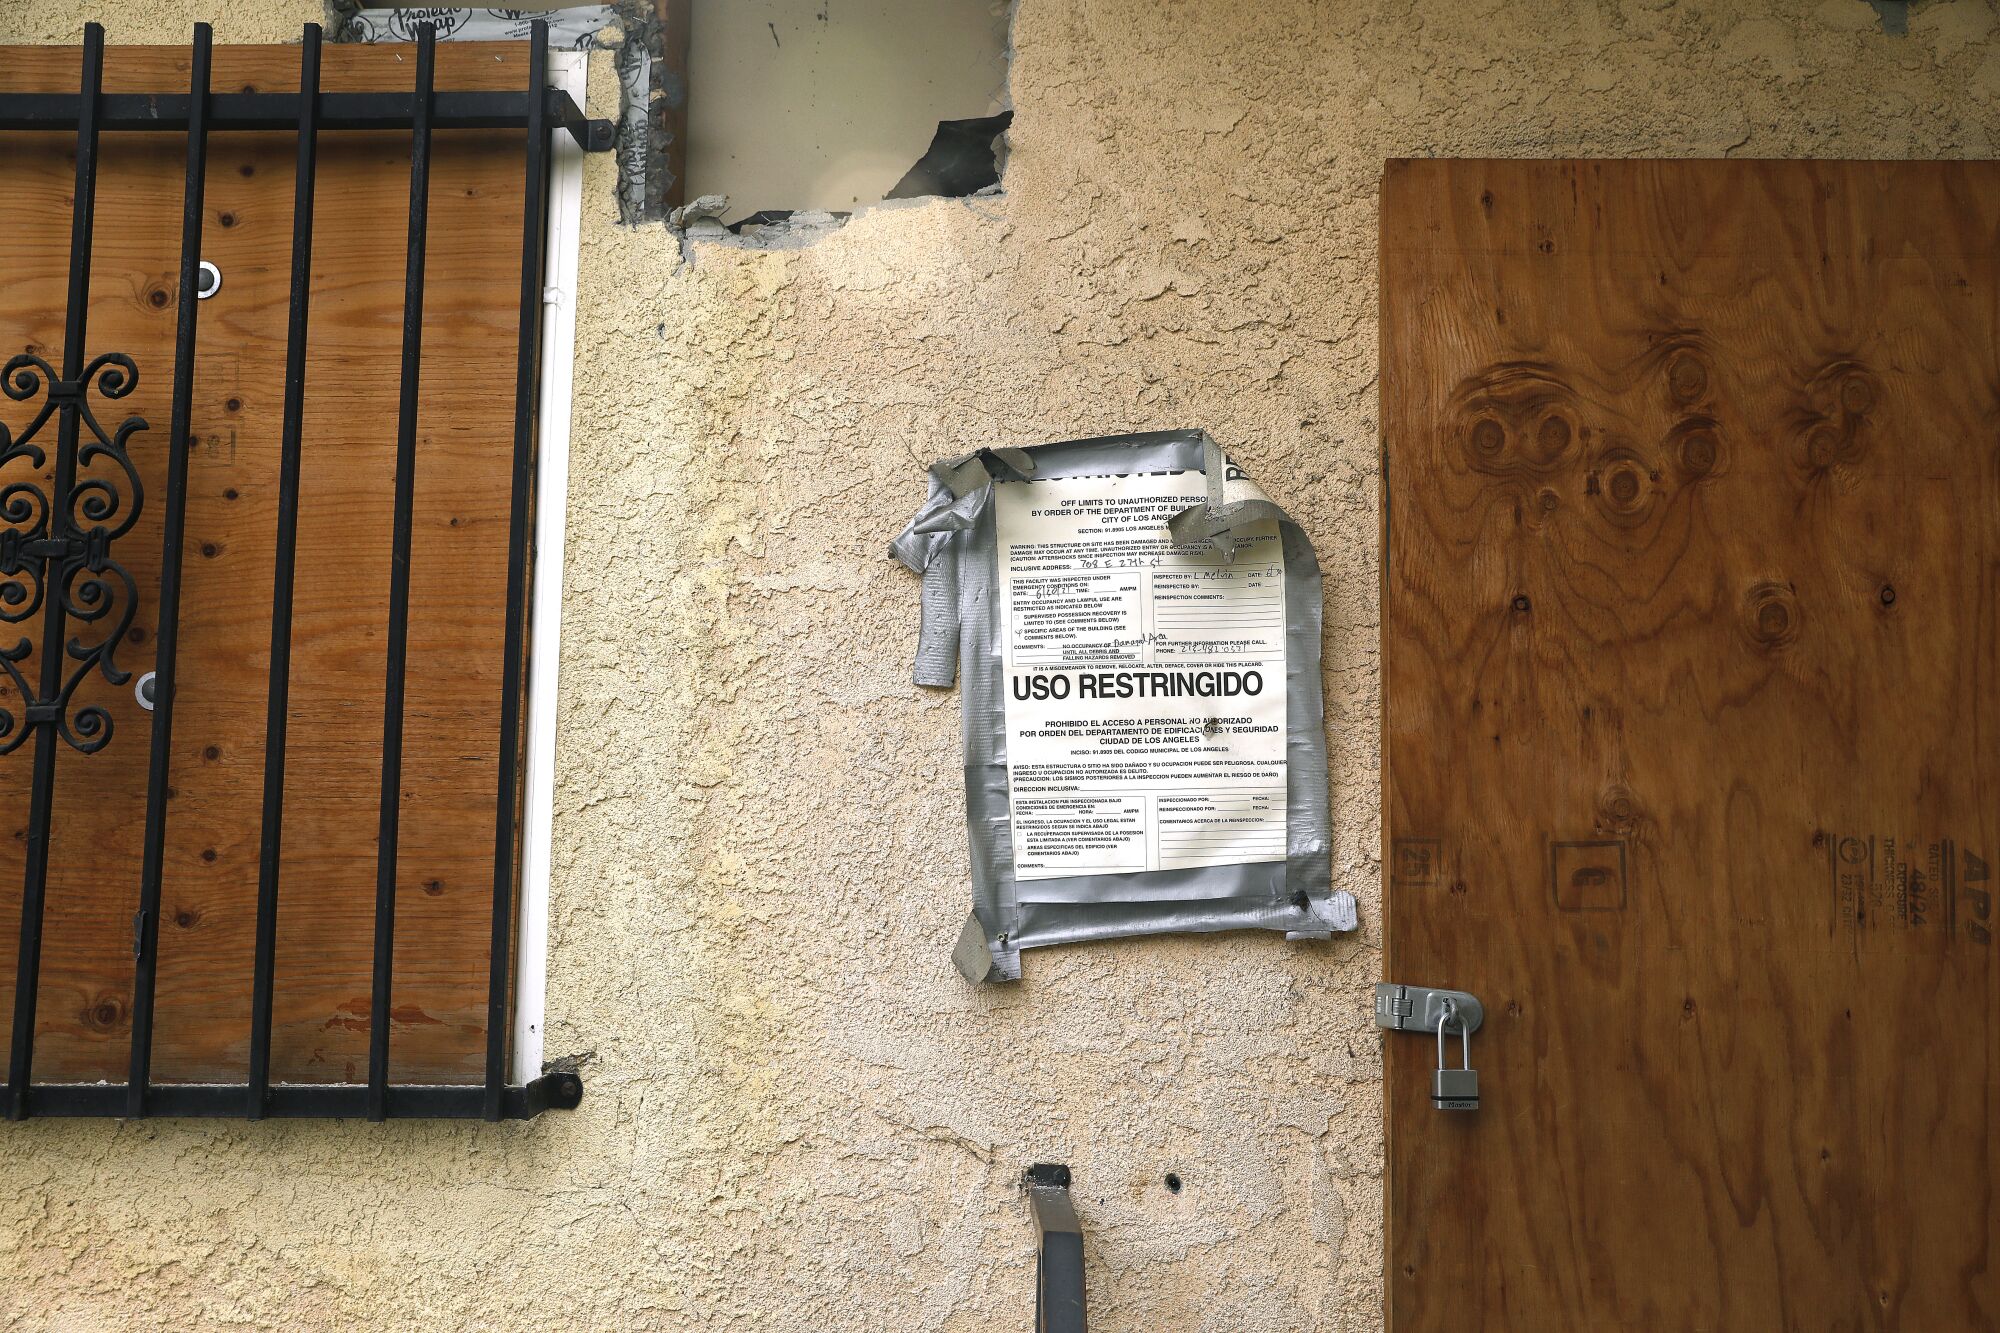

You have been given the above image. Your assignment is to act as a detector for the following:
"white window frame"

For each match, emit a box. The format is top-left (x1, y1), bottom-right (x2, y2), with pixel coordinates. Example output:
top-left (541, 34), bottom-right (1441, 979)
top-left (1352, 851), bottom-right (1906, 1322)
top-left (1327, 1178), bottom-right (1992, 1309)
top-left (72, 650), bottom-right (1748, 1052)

top-left (510, 49), bottom-right (587, 1085)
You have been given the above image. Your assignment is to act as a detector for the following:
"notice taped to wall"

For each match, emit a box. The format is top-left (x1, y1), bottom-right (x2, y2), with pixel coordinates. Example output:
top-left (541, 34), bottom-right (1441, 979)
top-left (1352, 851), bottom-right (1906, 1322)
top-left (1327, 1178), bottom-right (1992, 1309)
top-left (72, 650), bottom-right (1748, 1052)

top-left (995, 471), bottom-right (1287, 881)
top-left (891, 428), bottom-right (1353, 982)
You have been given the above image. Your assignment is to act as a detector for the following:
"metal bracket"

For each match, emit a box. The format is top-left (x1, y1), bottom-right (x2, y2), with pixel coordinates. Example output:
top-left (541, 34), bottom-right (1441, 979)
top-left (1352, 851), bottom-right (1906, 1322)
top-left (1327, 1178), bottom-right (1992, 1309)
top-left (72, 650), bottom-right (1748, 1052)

top-left (1023, 1163), bottom-right (1086, 1333)
top-left (544, 88), bottom-right (614, 153)
top-left (1374, 982), bottom-right (1483, 1037)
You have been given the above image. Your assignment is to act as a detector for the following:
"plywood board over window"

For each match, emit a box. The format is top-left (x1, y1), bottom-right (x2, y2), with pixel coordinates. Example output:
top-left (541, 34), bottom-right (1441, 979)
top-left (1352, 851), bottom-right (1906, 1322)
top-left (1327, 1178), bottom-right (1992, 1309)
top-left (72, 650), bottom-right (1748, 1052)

top-left (1381, 159), bottom-right (1999, 1329)
top-left (0, 42), bottom-right (540, 1088)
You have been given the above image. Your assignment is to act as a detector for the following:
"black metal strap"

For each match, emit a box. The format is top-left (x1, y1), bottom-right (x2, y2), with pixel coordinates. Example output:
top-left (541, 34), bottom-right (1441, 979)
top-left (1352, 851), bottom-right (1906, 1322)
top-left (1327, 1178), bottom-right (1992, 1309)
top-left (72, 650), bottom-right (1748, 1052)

top-left (245, 22), bottom-right (324, 1123)
top-left (366, 22), bottom-right (439, 1124)
top-left (0, 90), bottom-right (611, 152)
top-left (125, 19), bottom-right (213, 1120)
top-left (1024, 1164), bottom-right (1088, 1333)
top-left (19, 1071), bottom-right (582, 1119)
top-left (5, 20), bottom-right (108, 1123)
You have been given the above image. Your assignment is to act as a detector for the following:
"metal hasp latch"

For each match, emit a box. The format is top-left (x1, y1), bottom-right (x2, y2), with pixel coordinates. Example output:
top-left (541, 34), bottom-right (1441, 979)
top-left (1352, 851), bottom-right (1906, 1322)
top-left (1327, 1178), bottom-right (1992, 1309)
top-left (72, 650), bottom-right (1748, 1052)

top-left (1023, 1163), bottom-right (1086, 1332)
top-left (1376, 983), bottom-right (1482, 1112)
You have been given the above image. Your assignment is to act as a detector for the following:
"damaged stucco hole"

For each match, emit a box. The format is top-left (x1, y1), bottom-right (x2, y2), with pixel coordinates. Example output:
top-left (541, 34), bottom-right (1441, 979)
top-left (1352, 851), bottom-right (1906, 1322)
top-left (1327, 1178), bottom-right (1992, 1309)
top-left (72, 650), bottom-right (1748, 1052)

top-left (334, 2), bottom-right (1013, 243)
top-left (676, 0), bottom-right (1013, 247)
top-left (671, 109), bottom-right (1010, 248)
top-left (1862, 0), bottom-right (1910, 35)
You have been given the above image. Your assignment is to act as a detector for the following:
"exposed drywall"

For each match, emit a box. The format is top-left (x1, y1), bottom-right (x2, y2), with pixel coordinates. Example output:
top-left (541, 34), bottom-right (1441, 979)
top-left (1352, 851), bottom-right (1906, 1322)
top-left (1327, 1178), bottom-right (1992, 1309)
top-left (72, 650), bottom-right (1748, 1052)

top-left (685, 0), bottom-right (1011, 223)
top-left (2, 2), bottom-right (1999, 1330)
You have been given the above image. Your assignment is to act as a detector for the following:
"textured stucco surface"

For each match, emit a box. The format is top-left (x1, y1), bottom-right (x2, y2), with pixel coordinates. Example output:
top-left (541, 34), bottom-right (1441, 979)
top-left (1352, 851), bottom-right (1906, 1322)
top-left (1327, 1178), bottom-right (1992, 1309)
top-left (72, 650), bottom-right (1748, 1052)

top-left (4, 1), bottom-right (2000, 1329)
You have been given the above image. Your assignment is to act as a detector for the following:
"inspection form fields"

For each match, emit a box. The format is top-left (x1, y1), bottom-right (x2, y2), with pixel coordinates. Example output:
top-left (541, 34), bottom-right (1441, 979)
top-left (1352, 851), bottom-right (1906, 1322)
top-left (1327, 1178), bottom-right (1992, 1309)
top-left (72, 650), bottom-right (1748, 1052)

top-left (994, 468), bottom-right (1288, 881)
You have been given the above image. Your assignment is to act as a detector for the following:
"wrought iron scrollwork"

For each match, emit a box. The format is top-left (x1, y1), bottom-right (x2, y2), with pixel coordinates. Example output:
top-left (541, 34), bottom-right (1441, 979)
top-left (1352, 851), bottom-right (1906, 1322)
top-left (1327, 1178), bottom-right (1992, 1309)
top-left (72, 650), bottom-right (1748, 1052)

top-left (0, 351), bottom-right (147, 755)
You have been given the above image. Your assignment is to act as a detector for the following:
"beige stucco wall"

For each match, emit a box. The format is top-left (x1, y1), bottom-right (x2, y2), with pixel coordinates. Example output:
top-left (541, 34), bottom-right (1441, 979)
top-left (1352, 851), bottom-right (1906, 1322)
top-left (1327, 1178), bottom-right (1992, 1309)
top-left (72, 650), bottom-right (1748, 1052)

top-left (2, 1), bottom-right (1997, 1329)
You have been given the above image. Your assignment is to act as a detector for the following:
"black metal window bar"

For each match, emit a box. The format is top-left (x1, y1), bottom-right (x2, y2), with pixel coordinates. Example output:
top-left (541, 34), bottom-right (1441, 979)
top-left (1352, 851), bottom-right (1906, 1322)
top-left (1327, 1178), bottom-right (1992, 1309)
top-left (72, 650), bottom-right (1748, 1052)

top-left (1024, 1164), bottom-right (1087, 1333)
top-left (0, 22), bottom-right (610, 1121)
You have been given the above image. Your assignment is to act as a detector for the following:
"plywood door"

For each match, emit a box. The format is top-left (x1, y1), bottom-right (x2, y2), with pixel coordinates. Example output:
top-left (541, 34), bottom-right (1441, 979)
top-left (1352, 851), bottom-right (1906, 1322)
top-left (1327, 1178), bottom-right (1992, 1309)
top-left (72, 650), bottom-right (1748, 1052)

top-left (0, 43), bottom-right (534, 1085)
top-left (1381, 160), bottom-right (1999, 1330)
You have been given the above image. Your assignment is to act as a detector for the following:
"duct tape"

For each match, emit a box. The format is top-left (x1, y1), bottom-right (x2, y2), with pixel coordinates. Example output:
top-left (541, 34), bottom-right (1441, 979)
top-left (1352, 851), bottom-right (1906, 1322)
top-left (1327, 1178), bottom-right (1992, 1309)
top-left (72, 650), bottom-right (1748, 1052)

top-left (892, 429), bottom-right (1358, 982)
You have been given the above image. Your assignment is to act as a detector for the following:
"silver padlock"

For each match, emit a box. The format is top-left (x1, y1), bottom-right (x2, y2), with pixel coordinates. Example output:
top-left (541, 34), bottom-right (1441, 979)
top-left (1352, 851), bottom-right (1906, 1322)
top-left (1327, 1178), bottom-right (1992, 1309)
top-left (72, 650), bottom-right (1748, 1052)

top-left (1431, 1000), bottom-right (1478, 1111)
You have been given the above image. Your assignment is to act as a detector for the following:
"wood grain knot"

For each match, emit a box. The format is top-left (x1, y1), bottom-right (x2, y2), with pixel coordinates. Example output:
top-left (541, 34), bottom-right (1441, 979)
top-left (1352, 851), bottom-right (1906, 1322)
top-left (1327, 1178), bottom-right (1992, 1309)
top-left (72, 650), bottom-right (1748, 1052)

top-left (83, 993), bottom-right (126, 1032)
top-left (1586, 448), bottom-right (1659, 525)
top-left (1797, 360), bottom-right (1879, 470)
top-left (1667, 417), bottom-right (1722, 481)
top-left (1741, 581), bottom-right (1801, 649)
top-left (1532, 413), bottom-right (1573, 463)
top-left (1596, 783), bottom-right (1643, 834)
top-left (1667, 353), bottom-right (1710, 404)
top-left (1642, 334), bottom-right (1720, 416)
top-left (1452, 363), bottom-right (1582, 477)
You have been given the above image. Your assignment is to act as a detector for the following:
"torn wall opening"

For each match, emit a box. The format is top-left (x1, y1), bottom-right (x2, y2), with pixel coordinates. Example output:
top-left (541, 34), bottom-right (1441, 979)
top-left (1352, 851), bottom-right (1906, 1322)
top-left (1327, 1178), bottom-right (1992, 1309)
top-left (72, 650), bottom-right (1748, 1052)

top-left (682, 0), bottom-right (1012, 232)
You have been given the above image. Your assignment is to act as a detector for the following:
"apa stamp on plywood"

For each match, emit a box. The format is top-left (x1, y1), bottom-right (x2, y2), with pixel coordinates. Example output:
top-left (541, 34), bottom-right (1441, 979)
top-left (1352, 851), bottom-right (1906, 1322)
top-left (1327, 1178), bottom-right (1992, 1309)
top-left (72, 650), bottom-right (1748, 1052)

top-left (1830, 834), bottom-right (1992, 945)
